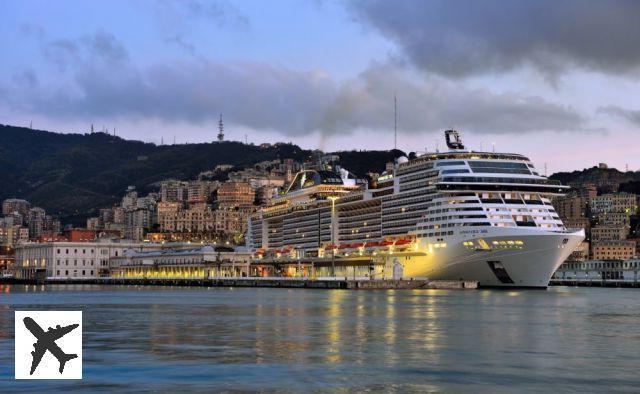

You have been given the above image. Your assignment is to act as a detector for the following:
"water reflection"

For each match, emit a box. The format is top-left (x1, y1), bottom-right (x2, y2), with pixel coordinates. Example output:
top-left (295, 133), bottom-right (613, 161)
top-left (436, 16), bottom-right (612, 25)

top-left (1, 285), bottom-right (640, 392)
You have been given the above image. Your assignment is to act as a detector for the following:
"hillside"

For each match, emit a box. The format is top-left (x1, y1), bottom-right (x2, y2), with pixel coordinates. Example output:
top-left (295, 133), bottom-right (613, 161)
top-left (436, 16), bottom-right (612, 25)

top-left (549, 166), bottom-right (640, 193)
top-left (0, 124), bottom-right (399, 224)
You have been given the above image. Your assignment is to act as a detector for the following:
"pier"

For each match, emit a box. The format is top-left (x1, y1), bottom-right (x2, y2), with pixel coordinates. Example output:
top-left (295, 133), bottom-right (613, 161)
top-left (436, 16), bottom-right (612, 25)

top-left (550, 278), bottom-right (640, 288)
top-left (1, 276), bottom-right (476, 290)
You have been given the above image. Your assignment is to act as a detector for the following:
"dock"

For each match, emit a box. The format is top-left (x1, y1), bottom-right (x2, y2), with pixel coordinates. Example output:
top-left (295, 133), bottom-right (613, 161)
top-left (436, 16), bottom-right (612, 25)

top-left (1, 277), bottom-right (477, 290)
top-left (550, 278), bottom-right (640, 288)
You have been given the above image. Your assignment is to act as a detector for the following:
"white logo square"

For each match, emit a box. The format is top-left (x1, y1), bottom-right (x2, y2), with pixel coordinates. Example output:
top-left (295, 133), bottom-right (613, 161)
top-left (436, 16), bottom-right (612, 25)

top-left (14, 311), bottom-right (83, 379)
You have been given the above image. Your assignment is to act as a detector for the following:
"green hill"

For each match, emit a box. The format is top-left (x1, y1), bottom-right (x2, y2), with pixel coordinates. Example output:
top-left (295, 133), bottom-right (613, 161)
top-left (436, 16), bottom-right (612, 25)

top-left (0, 124), bottom-right (399, 225)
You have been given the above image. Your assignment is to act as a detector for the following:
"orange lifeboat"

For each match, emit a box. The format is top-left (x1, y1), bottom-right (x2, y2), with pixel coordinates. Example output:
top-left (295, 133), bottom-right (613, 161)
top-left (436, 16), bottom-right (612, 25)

top-left (394, 239), bottom-right (413, 246)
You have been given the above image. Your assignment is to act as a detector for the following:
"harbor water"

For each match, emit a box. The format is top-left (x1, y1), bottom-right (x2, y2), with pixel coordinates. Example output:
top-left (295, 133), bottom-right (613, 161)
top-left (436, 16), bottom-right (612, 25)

top-left (1, 284), bottom-right (639, 392)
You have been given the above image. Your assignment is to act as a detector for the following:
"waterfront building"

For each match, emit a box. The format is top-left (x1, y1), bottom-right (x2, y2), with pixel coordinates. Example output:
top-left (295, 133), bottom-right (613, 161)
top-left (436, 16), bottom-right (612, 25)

top-left (0, 252), bottom-right (13, 276)
top-left (13, 240), bottom-right (158, 279)
top-left (590, 192), bottom-right (637, 216)
top-left (109, 245), bottom-right (251, 278)
top-left (555, 258), bottom-right (640, 281)
top-left (593, 212), bottom-right (631, 228)
top-left (592, 240), bottom-right (637, 260)
top-left (591, 226), bottom-right (628, 242)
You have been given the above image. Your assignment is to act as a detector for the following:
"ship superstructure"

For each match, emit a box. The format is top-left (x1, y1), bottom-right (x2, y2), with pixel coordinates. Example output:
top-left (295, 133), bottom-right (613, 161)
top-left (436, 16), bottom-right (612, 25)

top-left (248, 130), bottom-right (584, 287)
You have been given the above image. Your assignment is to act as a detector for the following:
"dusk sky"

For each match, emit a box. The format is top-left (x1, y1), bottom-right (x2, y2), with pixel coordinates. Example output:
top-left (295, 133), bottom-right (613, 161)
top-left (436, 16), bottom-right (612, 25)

top-left (1, 0), bottom-right (639, 173)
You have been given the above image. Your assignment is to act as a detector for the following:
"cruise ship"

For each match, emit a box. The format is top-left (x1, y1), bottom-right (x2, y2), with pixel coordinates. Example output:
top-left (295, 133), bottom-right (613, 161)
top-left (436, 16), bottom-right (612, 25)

top-left (248, 130), bottom-right (585, 288)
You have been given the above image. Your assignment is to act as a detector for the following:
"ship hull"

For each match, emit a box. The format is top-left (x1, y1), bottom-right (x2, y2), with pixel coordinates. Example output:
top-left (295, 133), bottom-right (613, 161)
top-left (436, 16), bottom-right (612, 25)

top-left (398, 228), bottom-right (585, 288)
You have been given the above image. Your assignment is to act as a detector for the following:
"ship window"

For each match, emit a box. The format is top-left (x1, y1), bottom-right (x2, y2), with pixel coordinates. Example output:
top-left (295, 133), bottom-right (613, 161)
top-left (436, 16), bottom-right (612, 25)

top-left (441, 169), bottom-right (470, 174)
top-left (468, 161), bottom-right (531, 174)
top-left (436, 161), bottom-right (466, 167)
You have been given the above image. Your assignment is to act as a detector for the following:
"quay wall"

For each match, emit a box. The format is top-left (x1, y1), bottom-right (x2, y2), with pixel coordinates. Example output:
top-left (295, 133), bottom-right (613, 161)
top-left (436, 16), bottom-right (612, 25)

top-left (550, 279), bottom-right (640, 288)
top-left (0, 277), bottom-right (477, 290)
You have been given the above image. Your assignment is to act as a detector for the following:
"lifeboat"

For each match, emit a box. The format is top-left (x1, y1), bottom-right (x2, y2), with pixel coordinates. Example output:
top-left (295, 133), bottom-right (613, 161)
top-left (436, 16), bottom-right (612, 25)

top-left (324, 244), bottom-right (338, 250)
top-left (394, 239), bottom-right (413, 246)
top-left (379, 240), bottom-right (394, 247)
top-left (364, 241), bottom-right (380, 248)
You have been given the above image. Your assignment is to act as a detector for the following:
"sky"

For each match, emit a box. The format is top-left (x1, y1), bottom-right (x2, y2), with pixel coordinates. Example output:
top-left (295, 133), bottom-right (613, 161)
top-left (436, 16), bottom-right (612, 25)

top-left (1, 0), bottom-right (640, 173)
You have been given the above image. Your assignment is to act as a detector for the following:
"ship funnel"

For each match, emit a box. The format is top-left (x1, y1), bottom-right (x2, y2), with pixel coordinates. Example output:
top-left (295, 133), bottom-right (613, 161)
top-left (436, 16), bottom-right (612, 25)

top-left (444, 129), bottom-right (465, 150)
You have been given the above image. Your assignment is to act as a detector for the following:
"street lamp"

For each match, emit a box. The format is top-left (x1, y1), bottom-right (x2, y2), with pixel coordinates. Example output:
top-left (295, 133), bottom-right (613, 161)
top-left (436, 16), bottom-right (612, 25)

top-left (327, 196), bottom-right (338, 278)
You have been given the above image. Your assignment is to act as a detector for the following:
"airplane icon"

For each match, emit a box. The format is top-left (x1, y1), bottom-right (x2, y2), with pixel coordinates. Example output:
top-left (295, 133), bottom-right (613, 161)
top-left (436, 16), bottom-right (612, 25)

top-left (23, 316), bottom-right (79, 375)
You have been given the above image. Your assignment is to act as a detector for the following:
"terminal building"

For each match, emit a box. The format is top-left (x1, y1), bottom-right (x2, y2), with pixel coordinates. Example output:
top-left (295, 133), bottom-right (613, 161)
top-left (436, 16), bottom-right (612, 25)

top-left (13, 240), bottom-right (157, 280)
top-left (109, 245), bottom-right (251, 278)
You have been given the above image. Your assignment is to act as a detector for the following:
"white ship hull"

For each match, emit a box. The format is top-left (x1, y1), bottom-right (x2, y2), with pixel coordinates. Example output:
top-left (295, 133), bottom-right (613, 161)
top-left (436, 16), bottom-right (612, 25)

top-left (397, 228), bottom-right (585, 288)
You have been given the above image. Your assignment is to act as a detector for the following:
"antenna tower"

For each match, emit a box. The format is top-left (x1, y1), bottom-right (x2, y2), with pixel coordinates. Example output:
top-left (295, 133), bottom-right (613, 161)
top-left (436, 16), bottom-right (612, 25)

top-left (217, 114), bottom-right (225, 142)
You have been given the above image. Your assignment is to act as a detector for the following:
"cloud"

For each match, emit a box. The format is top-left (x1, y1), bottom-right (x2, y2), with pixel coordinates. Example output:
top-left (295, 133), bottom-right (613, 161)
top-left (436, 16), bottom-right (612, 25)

top-left (183, 0), bottom-right (249, 27)
top-left (321, 64), bottom-right (584, 134)
top-left (598, 105), bottom-right (640, 127)
top-left (154, 1), bottom-right (249, 56)
top-left (14, 59), bottom-right (338, 133)
top-left (80, 31), bottom-right (128, 64)
top-left (41, 31), bottom-right (128, 70)
top-left (156, 0), bottom-right (249, 29)
top-left (346, 0), bottom-right (640, 79)
top-left (42, 38), bottom-right (80, 70)
top-left (4, 53), bottom-right (584, 137)
top-left (12, 69), bottom-right (38, 88)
